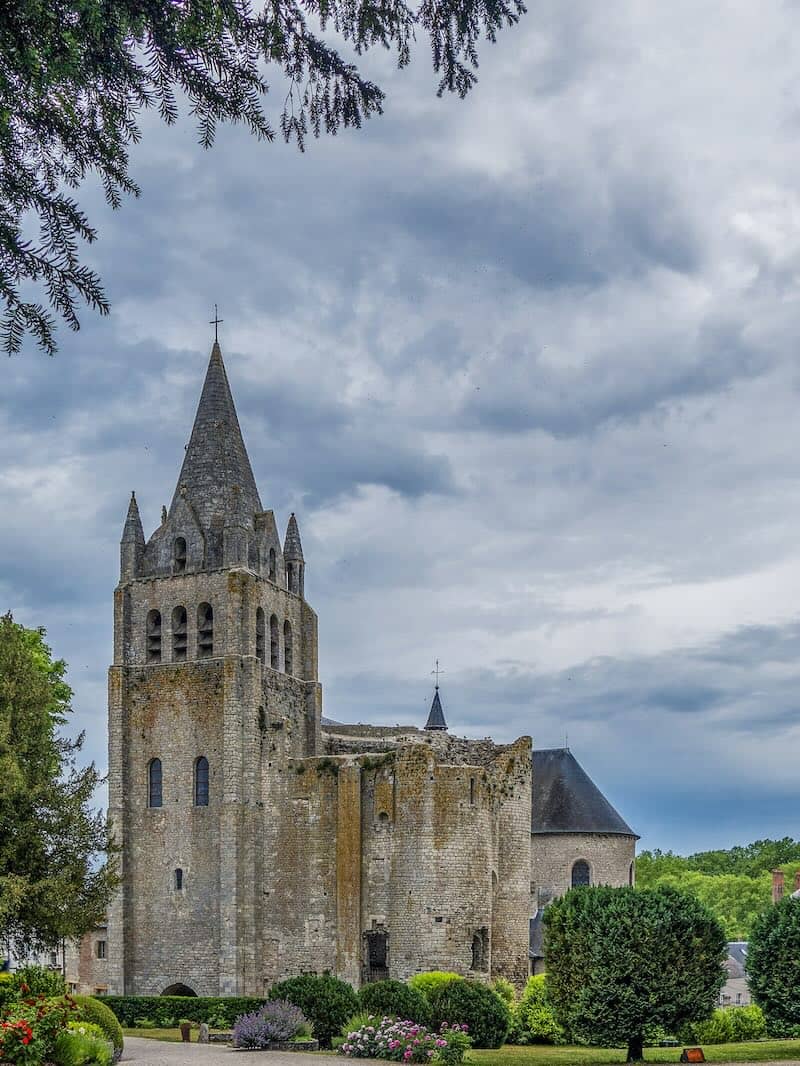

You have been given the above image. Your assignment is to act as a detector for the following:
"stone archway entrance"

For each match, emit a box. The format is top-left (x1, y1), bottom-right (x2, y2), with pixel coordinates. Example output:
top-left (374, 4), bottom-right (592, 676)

top-left (161, 983), bottom-right (198, 996)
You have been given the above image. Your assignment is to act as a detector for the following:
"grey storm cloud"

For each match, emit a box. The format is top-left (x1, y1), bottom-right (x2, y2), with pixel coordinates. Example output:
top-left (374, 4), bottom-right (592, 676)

top-left (3, 0), bottom-right (800, 854)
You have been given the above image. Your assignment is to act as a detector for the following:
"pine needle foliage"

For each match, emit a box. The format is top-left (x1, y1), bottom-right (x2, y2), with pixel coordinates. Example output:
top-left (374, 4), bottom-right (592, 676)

top-left (0, 0), bottom-right (526, 355)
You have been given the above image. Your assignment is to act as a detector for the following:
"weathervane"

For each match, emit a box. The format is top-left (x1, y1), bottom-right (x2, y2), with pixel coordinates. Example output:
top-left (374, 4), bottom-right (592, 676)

top-left (210, 303), bottom-right (223, 342)
top-left (431, 659), bottom-right (444, 690)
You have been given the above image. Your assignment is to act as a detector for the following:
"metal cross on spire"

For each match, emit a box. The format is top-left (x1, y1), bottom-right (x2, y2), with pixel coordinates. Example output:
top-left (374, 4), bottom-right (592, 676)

top-left (431, 659), bottom-right (444, 689)
top-left (210, 304), bottom-right (223, 342)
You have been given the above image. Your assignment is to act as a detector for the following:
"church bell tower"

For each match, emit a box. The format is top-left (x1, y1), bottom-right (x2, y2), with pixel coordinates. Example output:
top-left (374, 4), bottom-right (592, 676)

top-left (107, 338), bottom-right (321, 996)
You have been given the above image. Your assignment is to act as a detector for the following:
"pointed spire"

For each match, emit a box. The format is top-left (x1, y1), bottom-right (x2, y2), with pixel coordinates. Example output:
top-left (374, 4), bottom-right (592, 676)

top-left (120, 492), bottom-right (145, 580)
top-left (122, 491), bottom-right (145, 544)
top-left (425, 686), bottom-right (448, 731)
top-left (169, 342), bottom-right (262, 530)
top-left (284, 512), bottom-right (304, 560)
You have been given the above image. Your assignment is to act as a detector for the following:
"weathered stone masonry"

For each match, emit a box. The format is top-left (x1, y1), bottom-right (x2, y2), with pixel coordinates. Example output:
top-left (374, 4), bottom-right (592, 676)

top-left (107, 340), bottom-right (636, 997)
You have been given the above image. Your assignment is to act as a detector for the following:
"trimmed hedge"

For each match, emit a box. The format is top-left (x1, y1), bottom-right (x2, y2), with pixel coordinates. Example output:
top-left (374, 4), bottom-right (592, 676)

top-left (358, 980), bottom-right (431, 1026)
top-left (269, 974), bottom-right (359, 1048)
top-left (73, 995), bottom-right (125, 1055)
top-left (99, 995), bottom-right (264, 1028)
top-left (408, 972), bottom-right (461, 1002)
top-left (428, 979), bottom-right (511, 1049)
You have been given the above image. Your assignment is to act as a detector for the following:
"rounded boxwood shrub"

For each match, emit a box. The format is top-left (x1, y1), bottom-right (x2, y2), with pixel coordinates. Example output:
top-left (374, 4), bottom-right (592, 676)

top-left (429, 980), bottom-right (510, 1049)
top-left (407, 972), bottom-right (461, 1002)
top-left (269, 974), bottom-right (358, 1048)
top-left (358, 980), bottom-right (431, 1025)
top-left (73, 994), bottom-right (124, 1058)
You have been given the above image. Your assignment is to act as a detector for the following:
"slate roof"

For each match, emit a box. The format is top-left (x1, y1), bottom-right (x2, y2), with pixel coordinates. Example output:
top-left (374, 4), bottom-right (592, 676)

top-left (529, 913), bottom-right (544, 959)
top-left (169, 341), bottom-right (262, 530)
top-left (425, 688), bottom-right (447, 731)
top-left (531, 748), bottom-right (637, 837)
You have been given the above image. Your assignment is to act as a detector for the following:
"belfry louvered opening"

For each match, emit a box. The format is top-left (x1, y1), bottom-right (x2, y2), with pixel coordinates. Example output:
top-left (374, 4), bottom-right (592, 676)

top-left (172, 606), bottom-right (188, 661)
top-left (146, 609), bottom-right (162, 663)
top-left (197, 603), bottom-right (213, 657)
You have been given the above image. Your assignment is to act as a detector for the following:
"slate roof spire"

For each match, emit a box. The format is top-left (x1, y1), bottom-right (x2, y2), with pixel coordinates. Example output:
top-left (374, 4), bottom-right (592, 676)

top-left (531, 748), bottom-right (637, 837)
top-left (425, 685), bottom-right (448, 731)
top-left (169, 340), bottom-right (262, 530)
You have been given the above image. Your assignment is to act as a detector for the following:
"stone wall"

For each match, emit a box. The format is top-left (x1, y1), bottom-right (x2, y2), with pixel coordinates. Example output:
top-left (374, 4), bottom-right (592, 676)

top-left (531, 832), bottom-right (636, 908)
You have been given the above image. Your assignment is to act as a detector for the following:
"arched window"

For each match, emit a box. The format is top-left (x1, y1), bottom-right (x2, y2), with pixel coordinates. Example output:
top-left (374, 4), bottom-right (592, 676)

top-left (256, 608), bottom-right (265, 661)
top-left (571, 860), bottom-right (591, 888)
top-left (173, 537), bottom-right (187, 574)
top-left (146, 609), bottom-right (162, 663)
top-left (284, 620), bottom-right (293, 674)
top-left (172, 606), bottom-right (187, 661)
top-left (287, 562), bottom-right (295, 594)
top-left (194, 756), bottom-right (209, 807)
top-left (270, 614), bottom-right (279, 670)
top-left (175, 868), bottom-right (183, 890)
top-left (148, 758), bottom-right (162, 808)
top-left (268, 548), bottom-right (277, 582)
top-left (197, 603), bottom-right (213, 657)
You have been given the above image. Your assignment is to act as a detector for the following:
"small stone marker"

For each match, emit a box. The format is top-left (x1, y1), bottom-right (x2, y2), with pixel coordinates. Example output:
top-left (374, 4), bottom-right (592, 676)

top-left (199, 1023), bottom-right (210, 1044)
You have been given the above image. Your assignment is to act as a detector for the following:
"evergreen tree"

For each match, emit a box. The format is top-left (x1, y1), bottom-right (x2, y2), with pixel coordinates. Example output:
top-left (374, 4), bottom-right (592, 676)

top-left (747, 896), bottom-right (800, 1036)
top-left (0, 612), bottom-right (117, 950)
top-left (544, 884), bottom-right (726, 1063)
top-left (0, 0), bottom-right (526, 356)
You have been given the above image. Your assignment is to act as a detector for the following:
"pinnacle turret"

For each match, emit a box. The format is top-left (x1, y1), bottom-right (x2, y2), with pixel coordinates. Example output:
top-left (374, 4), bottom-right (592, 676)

top-left (120, 491), bottom-right (145, 579)
top-left (284, 513), bottom-right (305, 596)
top-left (284, 513), bottom-right (304, 561)
top-left (169, 341), bottom-right (262, 532)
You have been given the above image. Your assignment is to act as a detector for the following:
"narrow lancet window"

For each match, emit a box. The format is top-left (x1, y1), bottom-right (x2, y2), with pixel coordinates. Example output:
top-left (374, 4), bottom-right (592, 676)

top-left (268, 548), bottom-right (277, 581)
top-left (175, 868), bottom-right (183, 890)
top-left (256, 607), bottom-right (265, 661)
top-left (146, 609), bottom-right (162, 663)
top-left (148, 758), bottom-right (162, 808)
top-left (287, 562), bottom-right (295, 594)
top-left (284, 620), bottom-right (293, 674)
top-left (194, 756), bottom-right (209, 807)
top-left (270, 614), bottom-right (279, 669)
top-left (174, 536), bottom-right (187, 574)
top-left (172, 606), bottom-right (187, 661)
top-left (197, 603), bottom-right (213, 657)
top-left (571, 860), bottom-right (591, 888)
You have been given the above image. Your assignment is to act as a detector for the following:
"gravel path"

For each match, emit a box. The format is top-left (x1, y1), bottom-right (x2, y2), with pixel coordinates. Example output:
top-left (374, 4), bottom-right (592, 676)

top-left (122, 1036), bottom-right (331, 1065)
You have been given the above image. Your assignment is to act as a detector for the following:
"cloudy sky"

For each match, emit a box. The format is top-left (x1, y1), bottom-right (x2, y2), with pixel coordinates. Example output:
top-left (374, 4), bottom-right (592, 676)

top-left (4, 0), bottom-right (800, 853)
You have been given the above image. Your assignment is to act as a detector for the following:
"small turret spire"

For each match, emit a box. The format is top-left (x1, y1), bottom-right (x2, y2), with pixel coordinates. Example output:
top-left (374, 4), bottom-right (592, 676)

top-left (120, 492), bottom-right (145, 580)
top-left (284, 513), bottom-right (305, 597)
top-left (425, 671), bottom-right (448, 732)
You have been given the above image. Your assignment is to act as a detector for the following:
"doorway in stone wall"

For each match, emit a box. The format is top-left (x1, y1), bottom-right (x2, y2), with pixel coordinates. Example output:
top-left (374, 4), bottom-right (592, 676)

top-left (363, 929), bottom-right (389, 983)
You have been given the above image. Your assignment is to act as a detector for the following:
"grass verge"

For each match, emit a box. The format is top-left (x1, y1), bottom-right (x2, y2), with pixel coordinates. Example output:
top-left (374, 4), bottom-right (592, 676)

top-left (469, 1041), bottom-right (800, 1065)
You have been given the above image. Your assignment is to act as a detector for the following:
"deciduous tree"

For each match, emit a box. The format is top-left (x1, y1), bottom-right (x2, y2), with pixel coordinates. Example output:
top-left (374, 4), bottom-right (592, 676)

top-left (0, 612), bottom-right (116, 950)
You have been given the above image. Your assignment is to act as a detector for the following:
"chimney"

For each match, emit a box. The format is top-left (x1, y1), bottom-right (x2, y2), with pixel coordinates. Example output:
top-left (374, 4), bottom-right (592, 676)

top-left (772, 869), bottom-right (785, 903)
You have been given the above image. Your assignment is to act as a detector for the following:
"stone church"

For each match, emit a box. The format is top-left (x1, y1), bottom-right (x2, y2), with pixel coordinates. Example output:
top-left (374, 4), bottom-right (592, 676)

top-left (106, 341), bottom-right (637, 997)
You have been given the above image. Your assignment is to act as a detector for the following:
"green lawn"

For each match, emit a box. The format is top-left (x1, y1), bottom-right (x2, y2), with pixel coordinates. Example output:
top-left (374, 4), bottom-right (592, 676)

top-left (122, 1032), bottom-right (800, 1063)
top-left (470, 1042), bottom-right (800, 1065)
